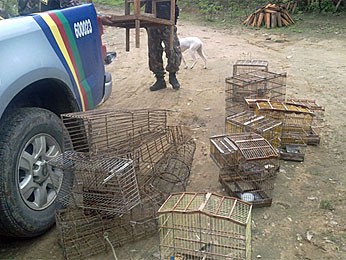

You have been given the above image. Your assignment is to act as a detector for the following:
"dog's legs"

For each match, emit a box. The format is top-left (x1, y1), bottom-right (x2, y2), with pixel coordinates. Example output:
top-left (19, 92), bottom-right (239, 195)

top-left (181, 55), bottom-right (188, 69)
top-left (197, 46), bottom-right (208, 69)
top-left (188, 49), bottom-right (198, 69)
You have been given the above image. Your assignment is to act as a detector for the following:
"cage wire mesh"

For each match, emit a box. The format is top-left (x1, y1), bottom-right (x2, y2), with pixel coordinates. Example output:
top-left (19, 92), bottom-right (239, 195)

top-left (56, 199), bottom-right (160, 260)
top-left (226, 111), bottom-right (283, 148)
top-left (158, 192), bottom-right (252, 260)
top-left (285, 98), bottom-right (325, 142)
top-left (232, 60), bottom-right (268, 76)
top-left (225, 70), bottom-right (286, 117)
top-left (49, 153), bottom-right (141, 215)
top-left (61, 109), bottom-right (169, 157)
top-left (254, 100), bottom-right (315, 147)
top-left (210, 133), bottom-right (279, 207)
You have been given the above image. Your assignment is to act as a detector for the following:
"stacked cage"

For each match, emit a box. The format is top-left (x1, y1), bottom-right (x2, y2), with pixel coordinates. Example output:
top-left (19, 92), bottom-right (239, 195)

top-left (254, 100), bottom-right (315, 146)
top-left (56, 199), bottom-right (160, 260)
top-left (232, 59), bottom-right (269, 76)
top-left (50, 109), bottom-right (196, 259)
top-left (285, 98), bottom-right (324, 145)
top-left (210, 133), bottom-right (279, 207)
top-left (226, 111), bottom-right (283, 148)
top-left (158, 192), bottom-right (252, 260)
top-left (225, 70), bottom-right (286, 117)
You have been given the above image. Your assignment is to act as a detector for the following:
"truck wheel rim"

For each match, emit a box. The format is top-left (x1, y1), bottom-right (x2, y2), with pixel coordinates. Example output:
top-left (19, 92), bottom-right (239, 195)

top-left (17, 134), bottom-right (63, 210)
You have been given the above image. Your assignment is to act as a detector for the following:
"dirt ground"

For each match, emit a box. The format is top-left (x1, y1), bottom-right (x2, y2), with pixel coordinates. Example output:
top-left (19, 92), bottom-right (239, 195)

top-left (1, 7), bottom-right (346, 260)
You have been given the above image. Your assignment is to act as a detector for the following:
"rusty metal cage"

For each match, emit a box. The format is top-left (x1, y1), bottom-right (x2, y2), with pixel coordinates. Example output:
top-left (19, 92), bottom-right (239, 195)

top-left (56, 208), bottom-right (108, 260)
top-left (232, 60), bottom-right (268, 76)
top-left (61, 109), bottom-right (169, 157)
top-left (225, 70), bottom-right (286, 117)
top-left (49, 154), bottom-right (141, 215)
top-left (56, 199), bottom-right (160, 260)
top-left (226, 111), bottom-right (283, 147)
top-left (158, 192), bottom-right (252, 260)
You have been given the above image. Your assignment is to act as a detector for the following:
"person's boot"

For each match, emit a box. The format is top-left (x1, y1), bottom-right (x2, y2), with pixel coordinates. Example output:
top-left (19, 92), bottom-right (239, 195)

top-left (150, 73), bottom-right (166, 91)
top-left (169, 72), bottom-right (180, 90)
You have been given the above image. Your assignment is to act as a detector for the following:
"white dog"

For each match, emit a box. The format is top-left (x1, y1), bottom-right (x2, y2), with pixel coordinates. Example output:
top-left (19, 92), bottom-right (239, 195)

top-left (179, 37), bottom-right (207, 69)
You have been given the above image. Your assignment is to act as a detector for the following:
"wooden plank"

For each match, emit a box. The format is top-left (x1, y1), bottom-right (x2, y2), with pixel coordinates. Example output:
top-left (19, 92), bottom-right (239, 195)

top-left (257, 12), bottom-right (264, 27)
top-left (271, 13), bottom-right (277, 28)
top-left (265, 13), bottom-right (271, 29)
top-left (277, 12), bottom-right (282, 27)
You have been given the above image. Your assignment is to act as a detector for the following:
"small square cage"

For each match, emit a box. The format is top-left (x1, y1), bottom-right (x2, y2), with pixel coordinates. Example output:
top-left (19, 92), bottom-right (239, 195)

top-left (225, 70), bottom-right (286, 117)
top-left (285, 98), bottom-right (325, 136)
top-left (210, 133), bottom-right (279, 173)
top-left (226, 111), bottom-right (283, 147)
top-left (50, 153), bottom-right (141, 215)
top-left (219, 169), bottom-right (276, 208)
top-left (232, 59), bottom-right (269, 76)
top-left (61, 109), bottom-right (169, 157)
top-left (158, 192), bottom-right (252, 260)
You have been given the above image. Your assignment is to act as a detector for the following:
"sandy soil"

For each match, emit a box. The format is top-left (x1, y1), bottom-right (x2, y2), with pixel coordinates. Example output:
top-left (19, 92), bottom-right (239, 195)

top-left (1, 8), bottom-right (346, 260)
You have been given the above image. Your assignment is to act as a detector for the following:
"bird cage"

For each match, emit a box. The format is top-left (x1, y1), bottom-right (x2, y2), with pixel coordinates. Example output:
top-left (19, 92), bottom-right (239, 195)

top-left (61, 109), bottom-right (169, 157)
top-left (226, 111), bottom-right (283, 147)
top-left (56, 199), bottom-right (160, 260)
top-left (285, 98), bottom-right (324, 139)
top-left (218, 169), bottom-right (276, 208)
top-left (225, 70), bottom-right (286, 117)
top-left (232, 59), bottom-right (268, 76)
top-left (158, 192), bottom-right (252, 260)
top-left (55, 207), bottom-right (108, 260)
top-left (49, 153), bottom-right (141, 215)
top-left (210, 133), bottom-right (279, 207)
top-left (210, 133), bottom-right (279, 173)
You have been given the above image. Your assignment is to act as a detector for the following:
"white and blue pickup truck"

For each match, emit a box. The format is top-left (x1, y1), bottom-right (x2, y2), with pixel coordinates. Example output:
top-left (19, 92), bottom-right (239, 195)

top-left (0, 3), bottom-right (114, 237)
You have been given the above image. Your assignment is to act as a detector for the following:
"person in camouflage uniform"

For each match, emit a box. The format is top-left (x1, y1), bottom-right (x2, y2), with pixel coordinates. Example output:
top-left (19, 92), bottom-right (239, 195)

top-left (18, 0), bottom-right (72, 15)
top-left (144, 0), bottom-right (182, 91)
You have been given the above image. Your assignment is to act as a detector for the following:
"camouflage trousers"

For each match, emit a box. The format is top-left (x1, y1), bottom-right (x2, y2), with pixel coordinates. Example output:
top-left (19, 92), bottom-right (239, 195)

top-left (146, 25), bottom-right (182, 75)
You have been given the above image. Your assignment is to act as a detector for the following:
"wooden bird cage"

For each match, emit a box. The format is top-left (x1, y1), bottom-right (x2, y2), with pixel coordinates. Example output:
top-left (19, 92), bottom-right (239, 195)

top-left (158, 192), bottom-right (252, 260)
top-left (225, 70), bottom-right (286, 117)
top-left (226, 111), bottom-right (283, 147)
top-left (233, 60), bottom-right (268, 76)
top-left (210, 133), bottom-right (279, 207)
top-left (106, 0), bottom-right (176, 51)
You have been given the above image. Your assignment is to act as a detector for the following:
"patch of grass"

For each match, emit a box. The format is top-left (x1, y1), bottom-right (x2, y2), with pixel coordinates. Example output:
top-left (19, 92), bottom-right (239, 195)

top-left (319, 200), bottom-right (335, 211)
top-left (92, 0), bottom-right (123, 8)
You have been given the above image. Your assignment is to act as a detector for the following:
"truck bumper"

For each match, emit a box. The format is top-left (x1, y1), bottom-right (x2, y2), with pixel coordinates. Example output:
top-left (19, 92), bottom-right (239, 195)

top-left (101, 72), bottom-right (112, 104)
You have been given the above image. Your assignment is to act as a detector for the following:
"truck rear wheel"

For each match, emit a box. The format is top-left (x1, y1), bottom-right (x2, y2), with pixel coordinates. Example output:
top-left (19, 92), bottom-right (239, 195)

top-left (0, 108), bottom-right (68, 237)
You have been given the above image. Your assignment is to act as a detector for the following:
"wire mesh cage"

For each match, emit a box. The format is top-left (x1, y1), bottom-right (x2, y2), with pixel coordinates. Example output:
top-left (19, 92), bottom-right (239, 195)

top-left (226, 111), bottom-right (283, 147)
top-left (49, 153), bottom-right (141, 215)
top-left (232, 60), bottom-right (268, 76)
top-left (61, 109), bottom-right (169, 157)
top-left (56, 207), bottom-right (108, 260)
top-left (158, 192), bottom-right (252, 260)
top-left (56, 199), bottom-right (160, 260)
top-left (225, 70), bottom-right (286, 117)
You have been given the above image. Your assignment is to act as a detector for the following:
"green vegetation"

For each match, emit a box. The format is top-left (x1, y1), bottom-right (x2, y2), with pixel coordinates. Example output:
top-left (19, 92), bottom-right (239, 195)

top-left (319, 200), bottom-right (335, 211)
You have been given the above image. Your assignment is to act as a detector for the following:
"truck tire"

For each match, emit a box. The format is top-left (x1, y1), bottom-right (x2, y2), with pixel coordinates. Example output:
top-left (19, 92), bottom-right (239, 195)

top-left (0, 107), bottom-right (68, 237)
